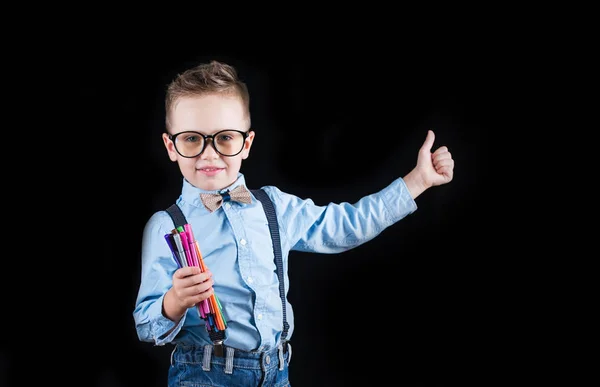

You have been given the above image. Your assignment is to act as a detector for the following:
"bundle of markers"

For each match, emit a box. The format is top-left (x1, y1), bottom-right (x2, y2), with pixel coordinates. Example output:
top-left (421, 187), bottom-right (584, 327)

top-left (164, 223), bottom-right (227, 332)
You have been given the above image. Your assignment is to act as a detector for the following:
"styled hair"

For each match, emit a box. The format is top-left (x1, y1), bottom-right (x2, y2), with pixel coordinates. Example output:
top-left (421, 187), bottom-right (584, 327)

top-left (165, 60), bottom-right (250, 132)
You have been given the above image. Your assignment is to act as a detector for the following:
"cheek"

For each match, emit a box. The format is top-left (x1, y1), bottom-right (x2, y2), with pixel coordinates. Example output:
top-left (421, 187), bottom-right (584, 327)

top-left (225, 156), bottom-right (244, 169)
top-left (178, 158), bottom-right (197, 170)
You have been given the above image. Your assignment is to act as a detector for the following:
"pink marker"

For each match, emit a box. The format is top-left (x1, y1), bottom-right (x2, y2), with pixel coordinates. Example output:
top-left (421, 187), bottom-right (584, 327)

top-left (184, 224), bottom-right (210, 316)
top-left (178, 231), bottom-right (194, 267)
top-left (184, 225), bottom-right (200, 267)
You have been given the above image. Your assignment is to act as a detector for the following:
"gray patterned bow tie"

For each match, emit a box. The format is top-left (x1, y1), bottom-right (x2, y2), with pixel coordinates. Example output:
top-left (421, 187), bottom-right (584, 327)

top-left (200, 185), bottom-right (252, 212)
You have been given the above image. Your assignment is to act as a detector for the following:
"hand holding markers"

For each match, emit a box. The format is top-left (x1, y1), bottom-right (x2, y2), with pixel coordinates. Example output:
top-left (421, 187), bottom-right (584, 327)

top-left (165, 224), bottom-right (228, 332)
top-left (170, 267), bottom-right (214, 309)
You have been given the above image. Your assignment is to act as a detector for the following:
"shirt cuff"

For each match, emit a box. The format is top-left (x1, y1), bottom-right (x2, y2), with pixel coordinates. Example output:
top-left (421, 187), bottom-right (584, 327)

top-left (382, 177), bottom-right (418, 222)
top-left (149, 294), bottom-right (186, 346)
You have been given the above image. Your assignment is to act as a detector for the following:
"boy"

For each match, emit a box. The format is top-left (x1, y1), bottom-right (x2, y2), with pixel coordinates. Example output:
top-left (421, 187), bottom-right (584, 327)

top-left (133, 60), bottom-right (454, 386)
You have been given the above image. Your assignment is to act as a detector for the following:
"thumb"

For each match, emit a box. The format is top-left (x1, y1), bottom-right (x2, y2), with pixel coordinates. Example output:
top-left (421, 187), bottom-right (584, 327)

top-left (419, 129), bottom-right (435, 153)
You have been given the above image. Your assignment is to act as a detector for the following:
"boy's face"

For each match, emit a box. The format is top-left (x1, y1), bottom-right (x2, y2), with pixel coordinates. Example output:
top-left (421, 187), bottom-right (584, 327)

top-left (162, 94), bottom-right (254, 191)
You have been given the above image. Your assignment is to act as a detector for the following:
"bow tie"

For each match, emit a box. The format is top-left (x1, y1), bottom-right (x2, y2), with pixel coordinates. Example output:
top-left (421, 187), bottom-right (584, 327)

top-left (200, 185), bottom-right (252, 212)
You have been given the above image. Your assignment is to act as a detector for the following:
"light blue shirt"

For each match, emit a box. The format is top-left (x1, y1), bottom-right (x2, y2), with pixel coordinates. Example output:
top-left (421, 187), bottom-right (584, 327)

top-left (133, 173), bottom-right (417, 351)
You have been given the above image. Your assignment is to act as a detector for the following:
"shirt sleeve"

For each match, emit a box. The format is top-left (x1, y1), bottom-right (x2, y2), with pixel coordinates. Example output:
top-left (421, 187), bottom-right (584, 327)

top-left (133, 211), bottom-right (188, 346)
top-left (268, 177), bottom-right (418, 253)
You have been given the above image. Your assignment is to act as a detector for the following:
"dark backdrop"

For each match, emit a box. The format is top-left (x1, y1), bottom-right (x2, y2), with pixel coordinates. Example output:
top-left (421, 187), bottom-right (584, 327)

top-left (3, 44), bottom-right (506, 387)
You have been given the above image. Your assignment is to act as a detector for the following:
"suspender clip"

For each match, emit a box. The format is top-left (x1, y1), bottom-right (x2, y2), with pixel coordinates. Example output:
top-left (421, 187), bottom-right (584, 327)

top-left (213, 340), bottom-right (224, 357)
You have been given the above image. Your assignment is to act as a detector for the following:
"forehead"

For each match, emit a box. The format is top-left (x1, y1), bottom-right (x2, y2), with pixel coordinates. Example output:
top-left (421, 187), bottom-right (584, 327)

top-left (171, 94), bottom-right (247, 133)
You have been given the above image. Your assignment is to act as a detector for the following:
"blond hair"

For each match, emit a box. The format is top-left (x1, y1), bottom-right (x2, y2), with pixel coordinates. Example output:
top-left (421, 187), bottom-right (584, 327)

top-left (165, 60), bottom-right (250, 132)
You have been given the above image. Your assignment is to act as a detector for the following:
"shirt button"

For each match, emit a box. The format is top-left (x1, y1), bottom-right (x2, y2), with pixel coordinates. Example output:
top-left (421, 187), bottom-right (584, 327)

top-left (225, 203), bottom-right (231, 209)
top-left (265, 355), bottom-right (271, 364)
top-left (240, 239), bottom-right (247, 245)
top-left (247, 277), bottom-right (253, 284)
top-left (257, 313), bottom-right (263, 320)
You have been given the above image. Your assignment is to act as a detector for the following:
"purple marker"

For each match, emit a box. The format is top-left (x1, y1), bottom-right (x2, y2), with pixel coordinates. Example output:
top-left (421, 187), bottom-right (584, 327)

top-left (164, 234), bottom-right (182, 268)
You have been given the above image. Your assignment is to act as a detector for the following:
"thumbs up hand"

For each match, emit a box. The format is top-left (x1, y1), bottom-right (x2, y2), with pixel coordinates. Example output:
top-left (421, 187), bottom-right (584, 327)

top-left (417, 130), bottom-right (454, 187)
top-left (403, 130), bottom-right (455, 199)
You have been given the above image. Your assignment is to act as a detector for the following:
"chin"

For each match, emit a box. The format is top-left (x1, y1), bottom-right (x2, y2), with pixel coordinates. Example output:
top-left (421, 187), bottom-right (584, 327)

top-left (192, 178), bottom-right (230, 192)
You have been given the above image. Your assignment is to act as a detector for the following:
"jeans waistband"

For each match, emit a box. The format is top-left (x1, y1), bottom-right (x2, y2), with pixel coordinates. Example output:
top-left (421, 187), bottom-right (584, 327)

top-left (171, 342), bottom-right (291, 374)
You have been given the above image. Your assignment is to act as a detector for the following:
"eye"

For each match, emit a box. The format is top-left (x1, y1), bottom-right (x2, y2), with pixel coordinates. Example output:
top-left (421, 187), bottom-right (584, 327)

top-left (181, 133), bottom-right (202, 143)
top-left (217, 133), bottom-right (233, 141)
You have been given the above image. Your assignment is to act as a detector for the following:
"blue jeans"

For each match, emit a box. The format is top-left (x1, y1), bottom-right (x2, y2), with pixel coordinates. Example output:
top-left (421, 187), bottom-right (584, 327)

top-left (168, 343), bottom-right (291, 387)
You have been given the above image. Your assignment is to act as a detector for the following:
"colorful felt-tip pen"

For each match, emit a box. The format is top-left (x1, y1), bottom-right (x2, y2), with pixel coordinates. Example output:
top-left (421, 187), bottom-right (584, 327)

top-left (164, 234), bottom-right (182, 268)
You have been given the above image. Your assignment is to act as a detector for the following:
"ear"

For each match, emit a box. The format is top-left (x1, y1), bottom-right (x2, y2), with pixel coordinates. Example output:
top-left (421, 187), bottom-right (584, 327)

top-left (241, 130), bottom-right (255, 160)
top-left (162, 132), bottom-right (178, 162)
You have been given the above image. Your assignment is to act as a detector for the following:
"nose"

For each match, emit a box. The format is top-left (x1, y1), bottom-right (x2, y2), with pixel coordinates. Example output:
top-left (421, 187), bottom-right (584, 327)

top-left (200, 139), bottom-right (220, 160)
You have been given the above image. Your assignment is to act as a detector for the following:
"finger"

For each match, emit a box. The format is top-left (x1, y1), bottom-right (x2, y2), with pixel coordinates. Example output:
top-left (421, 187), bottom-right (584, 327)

top-left (433, 157), bottom-right (454, 171)
top-left (192, 270), bottom-right (213, 285)
top-left (181, 279), bottom-right (215, 304)
top-left (177, 277), bottom-right (214, 300)
top-left (436, 163), bottom-right (453, 175)
top-left (180, 271), bottom-right (212, 288)
top-left (432, 149), bottom-right (452, 163)
top-left (173, 266), bottom-right (201, 279)
top-left (193, 277), bottom-right (215, 295)
top-left (431, 145), bottom-right (449, 157)
top-left (190, 287), bottom-right (215, 304)
top-left (420, 130), bottom-right (435, 153)
top-left (435, 163), bottom-right (454, 180)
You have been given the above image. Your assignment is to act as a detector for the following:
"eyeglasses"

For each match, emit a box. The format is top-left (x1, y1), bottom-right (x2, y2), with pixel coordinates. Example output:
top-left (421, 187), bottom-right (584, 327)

top-left (168, 130), bottom-right (249, 158)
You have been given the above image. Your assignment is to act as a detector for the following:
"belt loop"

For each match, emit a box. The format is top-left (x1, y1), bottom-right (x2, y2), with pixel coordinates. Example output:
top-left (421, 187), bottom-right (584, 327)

top-left (170, 345), bottom-right (177, 367)
top-left (224, 346), bottom-right (235, 374)
top-left (278, 343), bottom-right (284, 371)
top-left (287, 342), bottom-right (292, 365)
top-left (202, 345), bottom-right (212, 371)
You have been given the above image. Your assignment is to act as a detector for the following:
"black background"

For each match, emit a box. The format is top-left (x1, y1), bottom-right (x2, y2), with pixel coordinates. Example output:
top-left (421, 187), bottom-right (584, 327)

top-left (2, 36), bottom-right (521, 387)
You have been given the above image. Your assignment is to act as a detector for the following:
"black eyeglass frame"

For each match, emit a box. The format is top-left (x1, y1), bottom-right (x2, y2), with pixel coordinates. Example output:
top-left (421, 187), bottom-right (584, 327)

top-left (168, 129), bottom-right (250, 158)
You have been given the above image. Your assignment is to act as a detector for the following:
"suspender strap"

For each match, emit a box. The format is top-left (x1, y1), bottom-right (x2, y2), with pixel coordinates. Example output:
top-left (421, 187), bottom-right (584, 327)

top-left (252, 189), bottom-right (289, 341)
top-left (166, 204), bottom-right (187, 230)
